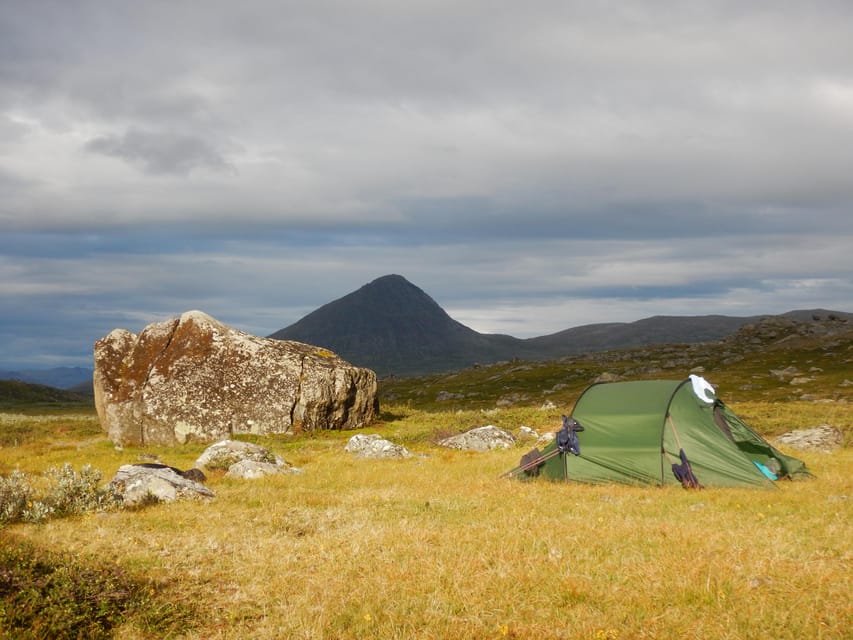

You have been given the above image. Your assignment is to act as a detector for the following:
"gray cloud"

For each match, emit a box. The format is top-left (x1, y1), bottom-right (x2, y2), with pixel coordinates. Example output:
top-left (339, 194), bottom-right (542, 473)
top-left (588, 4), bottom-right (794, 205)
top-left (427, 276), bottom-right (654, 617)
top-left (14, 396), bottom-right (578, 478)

top-left (84, 128), bottom-right (233, 176)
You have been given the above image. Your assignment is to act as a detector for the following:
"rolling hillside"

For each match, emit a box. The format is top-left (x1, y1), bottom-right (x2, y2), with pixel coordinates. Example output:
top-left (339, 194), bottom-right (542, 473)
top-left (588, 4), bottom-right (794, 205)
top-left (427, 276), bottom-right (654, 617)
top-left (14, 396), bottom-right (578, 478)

top-left (379, 312), bottom-right (853, 413)
top-left (0, 379), bottom-right (92, 408)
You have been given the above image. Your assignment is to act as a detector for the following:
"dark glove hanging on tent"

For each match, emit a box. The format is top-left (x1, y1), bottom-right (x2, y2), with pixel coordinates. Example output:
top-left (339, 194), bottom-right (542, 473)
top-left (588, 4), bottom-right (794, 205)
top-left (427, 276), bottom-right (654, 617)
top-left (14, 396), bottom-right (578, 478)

top-left (519, 447), bottom-right (543, 477)
top-left (671, 448), bottom-right (702, 489)
top-left (557, 415), bottom-right (584, 456)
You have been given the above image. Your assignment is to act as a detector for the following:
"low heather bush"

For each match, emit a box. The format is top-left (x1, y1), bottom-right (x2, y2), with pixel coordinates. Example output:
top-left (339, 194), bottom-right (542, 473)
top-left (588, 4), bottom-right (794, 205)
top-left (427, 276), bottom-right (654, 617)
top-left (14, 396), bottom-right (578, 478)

top-left (0, 535), bottom-right (197, 639)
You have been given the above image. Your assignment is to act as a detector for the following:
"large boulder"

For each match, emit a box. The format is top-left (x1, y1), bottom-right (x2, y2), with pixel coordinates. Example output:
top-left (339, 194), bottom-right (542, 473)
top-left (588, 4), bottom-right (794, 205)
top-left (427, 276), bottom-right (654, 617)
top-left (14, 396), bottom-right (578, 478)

top-left (94, 311), bottom-right (378, 446)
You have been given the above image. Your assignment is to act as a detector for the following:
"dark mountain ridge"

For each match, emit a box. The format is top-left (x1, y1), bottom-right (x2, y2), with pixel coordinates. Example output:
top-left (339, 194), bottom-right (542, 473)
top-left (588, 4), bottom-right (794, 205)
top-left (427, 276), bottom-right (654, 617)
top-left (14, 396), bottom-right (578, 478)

top-left (270, 274), bottom-right (853, 377)
top-left (0, 366), bottom-right (92, 390)
top-left (269, 275), bottom-right (531, 374)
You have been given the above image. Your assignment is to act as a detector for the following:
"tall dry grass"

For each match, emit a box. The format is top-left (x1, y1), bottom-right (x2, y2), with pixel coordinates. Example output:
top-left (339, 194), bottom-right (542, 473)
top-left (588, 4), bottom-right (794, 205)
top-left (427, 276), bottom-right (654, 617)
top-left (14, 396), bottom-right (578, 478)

top-left (1, 404), bottom-right (851, 639)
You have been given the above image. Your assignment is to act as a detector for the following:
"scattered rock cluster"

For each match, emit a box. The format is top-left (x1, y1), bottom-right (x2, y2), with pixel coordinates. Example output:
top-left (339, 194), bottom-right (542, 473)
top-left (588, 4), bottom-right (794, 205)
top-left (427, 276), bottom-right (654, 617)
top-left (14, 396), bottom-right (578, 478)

top-left (108, 439), bottom-right (301, 504)
top-left (195, 439), bottom-right (303, 478)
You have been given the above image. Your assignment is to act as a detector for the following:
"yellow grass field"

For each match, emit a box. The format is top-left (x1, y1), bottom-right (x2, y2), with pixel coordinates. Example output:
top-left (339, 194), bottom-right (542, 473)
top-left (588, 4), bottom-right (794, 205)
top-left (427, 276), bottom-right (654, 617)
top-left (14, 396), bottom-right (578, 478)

top-left (1, 403), bottom-right (851, 639)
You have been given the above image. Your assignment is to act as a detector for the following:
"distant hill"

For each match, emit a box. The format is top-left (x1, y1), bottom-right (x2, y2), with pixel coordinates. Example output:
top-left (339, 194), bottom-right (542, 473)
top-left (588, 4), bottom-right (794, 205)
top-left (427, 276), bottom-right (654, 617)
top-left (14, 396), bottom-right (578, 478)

top-left (269, 274), bottom-right (853, 377)
top-left (380, 312), bottom-right (853, 410)
top-left (0, 366), bottom-right (93, 390)
top-left (269, 275), bottom-right (537, 376)
top-left (0, 379), bottom-right (92, 407)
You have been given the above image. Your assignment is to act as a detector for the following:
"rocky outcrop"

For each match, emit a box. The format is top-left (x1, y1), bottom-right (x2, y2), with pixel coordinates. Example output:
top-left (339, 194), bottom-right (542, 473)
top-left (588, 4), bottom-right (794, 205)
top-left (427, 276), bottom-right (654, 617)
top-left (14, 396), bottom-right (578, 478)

top-left (94, 311), bottom-right (378, 446)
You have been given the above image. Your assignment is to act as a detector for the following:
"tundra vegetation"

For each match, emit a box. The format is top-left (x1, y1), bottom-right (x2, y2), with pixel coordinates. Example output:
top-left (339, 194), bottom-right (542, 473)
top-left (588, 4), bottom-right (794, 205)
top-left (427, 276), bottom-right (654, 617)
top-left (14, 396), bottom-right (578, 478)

top-left (1, 322), bottom-right (851, 639)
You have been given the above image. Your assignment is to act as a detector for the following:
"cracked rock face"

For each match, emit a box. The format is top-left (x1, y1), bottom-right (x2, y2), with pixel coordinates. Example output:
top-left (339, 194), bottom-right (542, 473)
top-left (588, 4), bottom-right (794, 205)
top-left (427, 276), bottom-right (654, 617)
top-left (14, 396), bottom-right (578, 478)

top-left (93, 310), bottom-right (378, 446)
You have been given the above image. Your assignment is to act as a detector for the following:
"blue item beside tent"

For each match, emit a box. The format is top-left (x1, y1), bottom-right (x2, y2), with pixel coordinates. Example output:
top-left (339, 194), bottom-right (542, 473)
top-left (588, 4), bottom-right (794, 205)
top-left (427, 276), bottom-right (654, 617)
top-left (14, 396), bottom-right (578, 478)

top-left (753, 461), bottom-right (778, 480)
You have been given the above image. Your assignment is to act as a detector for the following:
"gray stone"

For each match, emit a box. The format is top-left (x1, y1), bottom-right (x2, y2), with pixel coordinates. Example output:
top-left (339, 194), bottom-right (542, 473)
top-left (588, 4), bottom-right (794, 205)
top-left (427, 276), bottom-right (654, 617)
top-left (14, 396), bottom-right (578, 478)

top-left (195, 439), bottom-right (281, 470)
top-left (109, 464), bottom-right (215, 506)
top-left (517, 426), bottom-right (539, 440)
top-left (773, 425), bottom-right (843, 453)
top-left (344, 434), bottom-right (412, 459)
top-left (196, 439), bottom-right (301, 478)
top-left (594, 372), bottom-right (623, 383)
top-left (93, 310), bottom-right (378, 446)
top-left (225, 459), bottom-right (302, 479)
top-left (438, 425), bottom-right (516, 452)
top-left (536, 432), bottom-right (556, 446)
top-left (769, 366), bottom-right (800, 380)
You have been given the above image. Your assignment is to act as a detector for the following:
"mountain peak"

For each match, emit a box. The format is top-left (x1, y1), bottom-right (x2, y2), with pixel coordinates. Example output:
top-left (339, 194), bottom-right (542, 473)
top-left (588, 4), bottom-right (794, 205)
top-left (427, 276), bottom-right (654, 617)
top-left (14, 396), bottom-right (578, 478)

top-left (269, 274), bottom-right (494, 375)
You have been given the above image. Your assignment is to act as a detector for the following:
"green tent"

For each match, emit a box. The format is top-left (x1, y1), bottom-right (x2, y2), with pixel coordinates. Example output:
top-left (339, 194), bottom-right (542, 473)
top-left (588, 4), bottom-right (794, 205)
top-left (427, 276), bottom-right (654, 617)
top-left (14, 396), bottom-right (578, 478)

top-left (509, 377), bottom-right (810, 488)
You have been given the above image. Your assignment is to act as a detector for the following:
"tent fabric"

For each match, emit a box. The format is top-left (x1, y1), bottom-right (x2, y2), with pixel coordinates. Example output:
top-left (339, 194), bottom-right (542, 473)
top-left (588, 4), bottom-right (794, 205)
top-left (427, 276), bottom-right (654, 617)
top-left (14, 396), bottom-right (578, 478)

top-left (522, 379), bottom-right (810, 489)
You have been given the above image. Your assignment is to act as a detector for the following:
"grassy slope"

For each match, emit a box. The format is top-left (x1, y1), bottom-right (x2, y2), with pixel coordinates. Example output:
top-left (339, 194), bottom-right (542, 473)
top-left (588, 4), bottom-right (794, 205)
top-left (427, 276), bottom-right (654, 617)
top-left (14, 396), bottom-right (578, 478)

top-left (1, 317), bottom-right (851, 639)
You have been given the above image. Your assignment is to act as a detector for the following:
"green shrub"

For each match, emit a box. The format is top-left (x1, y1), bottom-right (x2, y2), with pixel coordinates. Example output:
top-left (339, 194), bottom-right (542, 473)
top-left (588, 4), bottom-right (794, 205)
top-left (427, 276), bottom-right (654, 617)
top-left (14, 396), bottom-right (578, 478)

top-left (43, 464), bottom-right (121, 517)
top-left (0, 471), bottom-right (35, 523)
top-left (0, 464), bottom-right (120, 525)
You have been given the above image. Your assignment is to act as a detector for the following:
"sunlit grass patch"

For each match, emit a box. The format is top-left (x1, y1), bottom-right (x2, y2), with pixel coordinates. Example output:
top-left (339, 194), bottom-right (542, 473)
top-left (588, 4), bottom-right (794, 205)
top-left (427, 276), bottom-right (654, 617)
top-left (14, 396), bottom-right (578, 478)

top-left (1, 401), bottom-right (850, 639)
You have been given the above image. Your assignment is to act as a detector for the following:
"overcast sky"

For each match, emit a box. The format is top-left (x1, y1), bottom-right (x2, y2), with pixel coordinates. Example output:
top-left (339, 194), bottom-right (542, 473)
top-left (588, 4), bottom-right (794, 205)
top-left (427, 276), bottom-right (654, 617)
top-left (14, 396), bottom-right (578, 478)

top-left (2, 1), bottom-right (853, 369)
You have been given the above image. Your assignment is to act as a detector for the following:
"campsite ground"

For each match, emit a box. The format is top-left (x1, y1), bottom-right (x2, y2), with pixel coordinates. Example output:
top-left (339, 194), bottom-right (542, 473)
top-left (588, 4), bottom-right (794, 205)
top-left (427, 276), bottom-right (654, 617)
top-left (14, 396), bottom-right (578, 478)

top-left (1, 401), bottom-right (850, 640)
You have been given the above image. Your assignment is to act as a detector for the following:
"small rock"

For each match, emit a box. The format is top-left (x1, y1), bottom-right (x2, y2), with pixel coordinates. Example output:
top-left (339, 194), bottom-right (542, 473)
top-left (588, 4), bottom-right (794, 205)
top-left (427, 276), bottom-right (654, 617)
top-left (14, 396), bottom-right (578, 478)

top-left (225, 460), bottom-right (302, 479)
top-left (748, 576), bottom-right (772, 589)
top-left (195, 439), bottom-right (284, 471)
top-left (594, 372), bottom-right (623, 383)
top-left (769, 366), bottom-right (800, 380)
top-left (344, 434), bottom-right (412, 459)
top-left (773, 425), bottom-right (842, 453)
top-left (536, 432), bottom-right (555, 446)
top-left (109, 464), bottom-right (214, 506)
top-left (438, 425), bottom-right (516, 451)
top-left (518, 426), bottom-right (539, 440)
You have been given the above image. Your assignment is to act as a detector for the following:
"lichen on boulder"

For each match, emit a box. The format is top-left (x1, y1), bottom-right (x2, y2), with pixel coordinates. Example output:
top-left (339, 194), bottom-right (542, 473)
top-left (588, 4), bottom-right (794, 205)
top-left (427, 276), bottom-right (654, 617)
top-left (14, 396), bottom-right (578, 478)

top-left (93, 311), bottom-right (378, 446)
